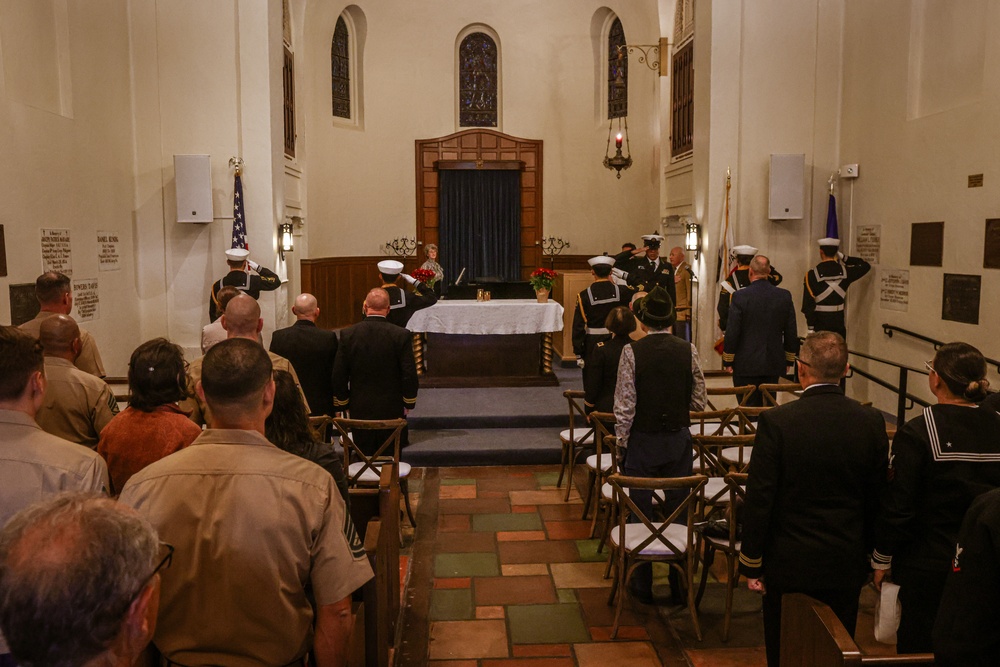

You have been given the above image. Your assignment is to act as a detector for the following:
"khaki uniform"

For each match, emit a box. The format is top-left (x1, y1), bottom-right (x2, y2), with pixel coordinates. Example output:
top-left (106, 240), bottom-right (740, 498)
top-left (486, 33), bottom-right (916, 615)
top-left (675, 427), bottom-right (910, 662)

top-left (181, 349), bottom-right (309, 426)
top-left (673, 260), bottom-right (693, 322)
top-left (36, 357), bottom-right (118, 449)
top-left (0, 408), bottom-right (109, 654)
top-left (119, 429), bottom-right (373, 666)
top-left (19, 311), bottom-right (106, 377)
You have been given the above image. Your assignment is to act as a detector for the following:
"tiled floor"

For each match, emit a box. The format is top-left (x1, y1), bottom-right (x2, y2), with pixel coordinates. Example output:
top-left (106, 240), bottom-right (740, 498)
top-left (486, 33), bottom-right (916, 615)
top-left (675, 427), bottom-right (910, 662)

top-left (396, 465), bottom-right (781, 667)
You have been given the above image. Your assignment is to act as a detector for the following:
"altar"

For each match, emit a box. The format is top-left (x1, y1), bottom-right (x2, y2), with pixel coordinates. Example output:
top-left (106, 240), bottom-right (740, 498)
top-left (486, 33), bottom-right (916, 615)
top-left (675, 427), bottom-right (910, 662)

top-left (406, 299), bottom-right (564, 387)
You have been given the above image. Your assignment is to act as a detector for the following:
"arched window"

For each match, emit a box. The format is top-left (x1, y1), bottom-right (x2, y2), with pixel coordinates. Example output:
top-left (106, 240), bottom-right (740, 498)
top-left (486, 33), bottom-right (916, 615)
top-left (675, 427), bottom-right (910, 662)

top-left (331, 17), bottom-right (350, 119)
top-left (458, 32), bottom-right (498, 127)
top-left (608, 17), bottom-right (627, 119)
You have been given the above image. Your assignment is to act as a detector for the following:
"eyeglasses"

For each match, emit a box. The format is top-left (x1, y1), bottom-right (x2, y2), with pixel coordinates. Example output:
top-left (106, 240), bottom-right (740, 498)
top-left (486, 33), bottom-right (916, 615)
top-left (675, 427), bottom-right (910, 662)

top-left (125, 541), bottom-right (174, 607)
top-left (924, 360), bottom-right (935, 374)
top-left (794, 355), bottom-right (812, 368)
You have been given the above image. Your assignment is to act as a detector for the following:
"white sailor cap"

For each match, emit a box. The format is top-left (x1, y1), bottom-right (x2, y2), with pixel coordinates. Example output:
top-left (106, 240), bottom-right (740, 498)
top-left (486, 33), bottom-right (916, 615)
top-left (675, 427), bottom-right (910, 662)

top-left (588, 255), bottom-right (616, 268)
top-left (817, 237), bottom-right (840, 247)
top-left (640, 234), bottom-right (665, 242)
top-left (225, 248), bottom-right (250, 262)
top-left (377, 260), bottom-right (404, 275)
top-left (733, 245), bottom-right (758, 256)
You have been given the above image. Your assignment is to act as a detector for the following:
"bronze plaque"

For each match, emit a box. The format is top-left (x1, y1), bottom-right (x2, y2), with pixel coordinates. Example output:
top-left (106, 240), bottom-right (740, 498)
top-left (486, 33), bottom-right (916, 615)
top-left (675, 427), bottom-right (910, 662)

top-left (910, 221), bottom-right (944, 267)
top-left (969, 174), bottom-right (984, 188)
top-left (0, 224), bottom-right (5, 276)
top-left (985, 219), bottom-right (1000, 269)
top-left (942, 273), bottom-right (981, 325)
top-left (9, 283), bottom-right (40, 326)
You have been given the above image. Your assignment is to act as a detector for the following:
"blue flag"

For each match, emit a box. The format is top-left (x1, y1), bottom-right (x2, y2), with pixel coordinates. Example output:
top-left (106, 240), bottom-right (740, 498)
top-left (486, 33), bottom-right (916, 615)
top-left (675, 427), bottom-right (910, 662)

top-left (825, 193), bottom-right (838, 239)
top-left (232, 173), bottom-right (248, 250)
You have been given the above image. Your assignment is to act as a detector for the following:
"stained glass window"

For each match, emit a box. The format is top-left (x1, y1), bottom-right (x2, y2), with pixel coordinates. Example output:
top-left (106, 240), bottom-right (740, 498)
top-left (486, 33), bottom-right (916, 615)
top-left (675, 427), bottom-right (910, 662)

top-left (459, 33), bottom-right (498, 127)
top-left (331, 17), bottom-right (350, 119)
top-left (608, 18), bottom-right (628, 119)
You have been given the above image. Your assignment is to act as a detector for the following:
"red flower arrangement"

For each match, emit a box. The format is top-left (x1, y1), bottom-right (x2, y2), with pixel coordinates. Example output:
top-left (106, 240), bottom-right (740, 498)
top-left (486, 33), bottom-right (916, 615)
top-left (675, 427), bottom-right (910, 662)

top-left (411, 268), bottom-right (437, 286)
top-left (528, 268), bottom-right (558, 292)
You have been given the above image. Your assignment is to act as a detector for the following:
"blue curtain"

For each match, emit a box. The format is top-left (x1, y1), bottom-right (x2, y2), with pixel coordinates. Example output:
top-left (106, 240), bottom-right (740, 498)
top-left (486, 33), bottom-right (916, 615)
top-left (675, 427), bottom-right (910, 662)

top-left (439, 169), bottom-right (521, 283)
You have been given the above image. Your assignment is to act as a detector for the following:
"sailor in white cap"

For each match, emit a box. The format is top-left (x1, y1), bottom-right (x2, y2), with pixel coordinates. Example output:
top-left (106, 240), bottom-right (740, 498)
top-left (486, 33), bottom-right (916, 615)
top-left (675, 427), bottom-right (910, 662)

top-left (572, 255), bottom-right (637, 367)
top-left (377, 259), bottom-right (437, 328)
top-left (717, 244), bottom-right (783, 331)
top-left (802, 237), bottom-right (871, 337)
top-left (210, 247), bottom-right (280, 322)
top-left (611, 232), bottom-right (677, 307)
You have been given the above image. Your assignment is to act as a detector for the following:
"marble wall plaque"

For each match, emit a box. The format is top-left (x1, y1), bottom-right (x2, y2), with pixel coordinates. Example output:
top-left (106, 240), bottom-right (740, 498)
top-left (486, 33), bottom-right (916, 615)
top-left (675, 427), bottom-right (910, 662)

top-left (910, 221), bottom-right (943, 267)
top-left (942, 273), bottom-right (981, 325)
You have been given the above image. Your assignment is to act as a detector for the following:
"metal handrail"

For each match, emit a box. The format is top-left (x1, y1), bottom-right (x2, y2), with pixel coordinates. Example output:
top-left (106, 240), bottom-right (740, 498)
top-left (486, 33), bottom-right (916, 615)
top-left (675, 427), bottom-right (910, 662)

top-left (883, 323), bottom-right (1000, 372)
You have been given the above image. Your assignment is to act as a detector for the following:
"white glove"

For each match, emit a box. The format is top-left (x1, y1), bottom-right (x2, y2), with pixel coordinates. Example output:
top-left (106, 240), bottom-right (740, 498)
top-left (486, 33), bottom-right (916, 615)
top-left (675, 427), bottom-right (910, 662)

top-left (247, 260), bottom-right (261, 272)
top-left (837, 252), bottom-right (845, 261)
top-left (402, 273), bottom-right (417, 285)
top-left (576, 358), bottom-right (585, 369)
top-left (611, 267), bottom-right (627, 279)
top-left (611, 276), bottom-right (628, 286)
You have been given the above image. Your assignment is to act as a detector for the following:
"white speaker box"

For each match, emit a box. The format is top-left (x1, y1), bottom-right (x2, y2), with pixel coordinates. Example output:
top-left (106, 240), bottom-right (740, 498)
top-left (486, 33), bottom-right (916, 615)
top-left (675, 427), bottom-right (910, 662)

top-left (174, 155), bottom-right (213, 223)
top-left (768, 154), bottom-right (805, 220)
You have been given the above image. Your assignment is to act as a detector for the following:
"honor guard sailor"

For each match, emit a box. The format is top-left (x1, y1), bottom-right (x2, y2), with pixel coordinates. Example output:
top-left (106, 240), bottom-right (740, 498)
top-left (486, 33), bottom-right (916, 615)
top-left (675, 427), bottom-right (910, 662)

top-left (209, 248), bottom-right (281, 322)
top-left (572, 255), bottom-right (636, 366)
top-left (377, 259), bottom-right (438, 329)
top-left (717, 245), bottom-right (783, 332)
top-left (801, 237), bottom-right (871, 338)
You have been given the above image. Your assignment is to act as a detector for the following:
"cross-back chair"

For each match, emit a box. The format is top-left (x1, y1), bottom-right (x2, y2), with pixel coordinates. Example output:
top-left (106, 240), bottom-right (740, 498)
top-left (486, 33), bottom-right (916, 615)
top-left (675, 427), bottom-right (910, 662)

top-left (705, 385), bottom-right (757, 411)
top-left (580, 412), bottom-right (617, 522)
top-left (757, 382), bottom-right (802, 408)
top-left (333, 417), bottom-right (416, 527)
top-left (695, 472), bottom-right (748, 642)
top-left (556, 390), bottom-right (595, 501)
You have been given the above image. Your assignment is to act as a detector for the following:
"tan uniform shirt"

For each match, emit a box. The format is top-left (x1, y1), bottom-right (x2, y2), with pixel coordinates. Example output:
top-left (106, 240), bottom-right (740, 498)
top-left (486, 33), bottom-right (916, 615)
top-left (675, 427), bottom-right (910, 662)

top-left (119, 429), bottom-right (372, 666)
top-left (36, 357), bottom-right (119, 449)
top-left (674, 260), bottom-right (693, 322)
top-left (181, 349), bottom-right (309, 426)
top-left (19, 311), bottom-right (106, 377)
top-left (0, 408), bottom-right (109, 654)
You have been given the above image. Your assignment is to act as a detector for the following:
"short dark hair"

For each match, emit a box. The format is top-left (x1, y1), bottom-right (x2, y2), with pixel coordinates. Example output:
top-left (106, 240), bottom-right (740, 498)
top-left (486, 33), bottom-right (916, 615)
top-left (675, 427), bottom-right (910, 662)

top-left (265, 370), bottom-right (314, 457)
top-left (201, 338), bottom-right (272, 408)
top-left (820, 245), bottom-right (839, 257)
top-left (35, 272), bottom-right (71, 305)
top-left (378, 272), bottom-right (398, 284)
top-left (0, 326), bottom-right (44, 401)
top-left (605, 306), bottom-right (637, 338)
top-left (216, 286), bottom-right (242, 313)
top-left (592, 264), bottom-right (613, 278)
top-left (621, 242), bottom-right (636, 252)
top-left (934, 342), bottom-right (989, 402)
top-left (799, 332), bottom-right (847, 383)
top-left (0, 493), bottom-right (158, 666)
top-left (128, 338), bottom-right (189, 412)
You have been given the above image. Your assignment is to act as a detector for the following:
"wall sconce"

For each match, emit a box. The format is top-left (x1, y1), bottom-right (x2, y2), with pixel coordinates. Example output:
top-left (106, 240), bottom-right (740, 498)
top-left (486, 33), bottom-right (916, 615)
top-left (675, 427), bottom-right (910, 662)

top-left (685, 222), bottom-right (701, 260)
top-left (279, 222), bottom-right (294, 260)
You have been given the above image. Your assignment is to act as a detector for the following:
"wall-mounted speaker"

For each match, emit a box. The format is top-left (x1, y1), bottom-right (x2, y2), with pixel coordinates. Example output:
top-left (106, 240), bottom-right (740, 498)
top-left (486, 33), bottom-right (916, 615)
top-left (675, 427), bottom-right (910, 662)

top-left (768, 153), bottom-right (805, 220)
top-left (174, 154), bottom-right (213, 223)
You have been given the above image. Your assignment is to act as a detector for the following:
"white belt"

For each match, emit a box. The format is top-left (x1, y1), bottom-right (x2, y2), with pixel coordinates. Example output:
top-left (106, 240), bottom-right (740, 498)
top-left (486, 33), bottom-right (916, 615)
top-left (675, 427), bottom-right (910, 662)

top-left (814, 304), bottom-right (845, 312)
top-left (586, 327), bottom-right (610, 335)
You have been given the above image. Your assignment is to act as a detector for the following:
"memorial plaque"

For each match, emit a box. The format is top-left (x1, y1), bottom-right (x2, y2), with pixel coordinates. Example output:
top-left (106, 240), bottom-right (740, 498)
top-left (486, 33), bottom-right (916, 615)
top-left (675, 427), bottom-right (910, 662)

top-left (969, 174), bottom-right (984, 188)
top-left (942, 273), bottom-right (981, 325)
top-left (72, 278), bottom-right (100, 322)
top-left (984, 219), bottom-right (1000, 269)
top-left (909, 221), bottom-right (943, 267)
top-left (856, 225), bottom-right (881, 265)
top-left (41, 228), bottom-right (72, 276)
top-left (879, 268), bottom-right (909, 312)
top-left (9, 283), bottom-right (39, 325)
top-left (97, 230), bottom-right (121, 272)
top-left (0, 224), bottom-right (6, 277)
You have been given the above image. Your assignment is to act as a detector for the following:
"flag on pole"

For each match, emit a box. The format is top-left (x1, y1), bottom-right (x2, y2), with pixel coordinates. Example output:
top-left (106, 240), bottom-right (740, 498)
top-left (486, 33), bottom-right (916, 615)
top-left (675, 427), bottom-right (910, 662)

top-left (232, 171), bottom-right (249, 250)
top-left (714, 169), bottom-right (735, 354)
top-left (825, 192), bottom-right (838, 240)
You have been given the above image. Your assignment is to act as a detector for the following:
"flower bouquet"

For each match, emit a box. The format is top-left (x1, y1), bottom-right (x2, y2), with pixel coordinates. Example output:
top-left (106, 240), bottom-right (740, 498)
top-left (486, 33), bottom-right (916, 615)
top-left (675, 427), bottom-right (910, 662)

top-left (411, 268), bottom-right (437, 288)
top-left (528, 268), bottom-right (558, 293)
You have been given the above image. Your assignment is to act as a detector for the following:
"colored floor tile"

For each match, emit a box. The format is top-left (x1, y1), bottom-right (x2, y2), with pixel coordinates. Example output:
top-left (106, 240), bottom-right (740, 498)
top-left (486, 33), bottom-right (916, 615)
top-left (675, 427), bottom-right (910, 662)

top-left (474, 575), bottom-right (557, 606)
top-left (501, 563), bottom-right (549, 576)
top-left (440, 478), bottom-right (478, 485)
top-left (499, 540), bottom-right (584, 564)
top-left (507, 603), bottom-right (591, 644)
top-left (511, 489), bottom-right (580, 505)
top-left (429, 589), bottom-right (474, 621)
top-left (573, 641), bottom-right (662, 666)
top-left (545, 520), bottom-right (593, 540)
top-left (550, 562), bottom-right (613, 589)
top-left (439, 484), bottom-right (477, 499)
top-left (472, 512), bottom-right (544, 532)
top-left (575, 539), bottom-right (612, 563)
top-left (428, 620), bottom-right (509, 660)
top-left (434, 552), bottom-right (500, 578)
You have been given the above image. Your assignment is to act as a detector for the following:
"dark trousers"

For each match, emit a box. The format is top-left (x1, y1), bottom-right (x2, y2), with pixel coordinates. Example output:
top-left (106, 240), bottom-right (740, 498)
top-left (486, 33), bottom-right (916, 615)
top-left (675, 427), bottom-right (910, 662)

top-left (674, 320), bottom-right (691, 342)
top-left (352, 424), bottom-right (409, 458)
top-left (622, 429), bottom-right (693, 595)
top-left (733, 374), bottom-right (779, 408)
top-left (895, 565), bottom-right (949, 654)
top-left (762, 583), bottom-right (863, 667)
top-left (0, 654), bottom-right (17, 667)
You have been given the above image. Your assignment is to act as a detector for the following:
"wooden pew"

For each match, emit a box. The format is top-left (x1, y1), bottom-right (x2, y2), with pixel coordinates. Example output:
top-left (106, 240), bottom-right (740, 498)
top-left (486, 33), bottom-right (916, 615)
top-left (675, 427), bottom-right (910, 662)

top-left (779, 593), bottom-right (935, 666)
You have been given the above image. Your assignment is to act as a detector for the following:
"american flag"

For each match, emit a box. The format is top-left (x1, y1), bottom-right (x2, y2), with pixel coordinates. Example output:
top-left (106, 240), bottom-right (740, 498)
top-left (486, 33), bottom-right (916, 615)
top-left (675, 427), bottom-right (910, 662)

top-left (232, 172), bottom-right (248, 250)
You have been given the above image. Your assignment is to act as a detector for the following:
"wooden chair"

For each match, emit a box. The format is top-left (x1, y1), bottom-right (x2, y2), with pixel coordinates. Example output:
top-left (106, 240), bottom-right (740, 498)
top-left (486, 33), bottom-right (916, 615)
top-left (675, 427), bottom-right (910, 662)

top-left (689, 408), bottom-right (741, 437)
top-left (758, 382), bottom-right (803, 407)
top-left (556, 390), bottom-right (595, 501)
top-left (580, 412), bottom-right (617, 522)
top-left (705, 385), bottom-right (757, 411)
top-left (360, 464), bottom-right (401, 667)
top-left (692, 434), bottom-right (755, 479)
top-left (308, 415), bottom-right (334, 442)
top-left (606, 473), bottom-right (708, 640)
top-left (695, 472), bottom-right (747, 641)
top-left (779, 593), bottom-right (935, 666)
top-left (333, 417), bottom-right (416, 527)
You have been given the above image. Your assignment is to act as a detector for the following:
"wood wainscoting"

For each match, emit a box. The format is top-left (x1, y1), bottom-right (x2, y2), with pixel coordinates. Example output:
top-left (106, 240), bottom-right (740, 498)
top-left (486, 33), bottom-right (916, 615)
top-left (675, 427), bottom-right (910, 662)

top-left (301, 256), bottom-right (421, 330)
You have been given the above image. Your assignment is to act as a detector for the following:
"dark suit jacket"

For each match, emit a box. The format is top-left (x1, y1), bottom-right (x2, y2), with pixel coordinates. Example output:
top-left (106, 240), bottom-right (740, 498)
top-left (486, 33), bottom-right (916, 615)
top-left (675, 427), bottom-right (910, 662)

top-left (269, 320), bottom-right (338, 416)
top-left (583, 335), bottom-right (631, 414)
top-left (738, 385), bottom-right (889, 590)
top-left (331, 316), bottom-right (418, 419)
top-left (722, 279), bottom-right (799, 376)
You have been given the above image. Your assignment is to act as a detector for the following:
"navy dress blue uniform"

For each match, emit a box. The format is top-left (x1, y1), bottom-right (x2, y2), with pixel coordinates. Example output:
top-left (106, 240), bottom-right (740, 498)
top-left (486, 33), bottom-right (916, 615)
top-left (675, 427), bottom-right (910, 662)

top-left (269, 320), bottom-right (338, 416)
top-left (209, 267), bottom-right (280, 322)
top-left (717, 264), bottom-right (784, 332)
top-left (331, 315), bottom-right (418, 455)
top-left (382, 282), bottom-right (437, 329)
top-left (801, 255), bottom-right (871, 337)
top-left (722, 278), bottom-right (798, 406)
top-left (571, 280), bottom-right (634, 360)
top-left (625, 256), bottom-right (676, 307)
top-left (583, 335), bottom-right (630, 414)
top-left (738, 385), bottom-right (889, 667)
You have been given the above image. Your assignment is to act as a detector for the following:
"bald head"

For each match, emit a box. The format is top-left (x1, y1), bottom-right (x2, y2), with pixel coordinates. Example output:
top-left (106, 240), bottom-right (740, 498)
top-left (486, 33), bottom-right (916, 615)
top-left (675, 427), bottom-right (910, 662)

top-left (39, 314), bottom-right (80, 358)
top-left (363, 288), bottom-right (390, 317)
top-left (222, 294), bottom-right (263, 339)
top-left (292, 293), bottom-right (319, 321)
top-left (749, 255), bottom-right (771, 280)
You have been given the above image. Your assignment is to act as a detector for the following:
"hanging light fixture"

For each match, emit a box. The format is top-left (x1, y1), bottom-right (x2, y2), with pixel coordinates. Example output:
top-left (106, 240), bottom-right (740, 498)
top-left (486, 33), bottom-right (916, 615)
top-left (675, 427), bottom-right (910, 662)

top-left (604, 116), bottom-right (632, 179)
top-left (602, 43), bottom-right (658, 179)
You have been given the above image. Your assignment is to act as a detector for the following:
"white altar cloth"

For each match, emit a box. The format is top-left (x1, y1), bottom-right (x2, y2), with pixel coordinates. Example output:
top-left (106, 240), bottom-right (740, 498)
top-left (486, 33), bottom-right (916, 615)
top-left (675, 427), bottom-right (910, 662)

top-left (406, 299), bottom-right (564, 335)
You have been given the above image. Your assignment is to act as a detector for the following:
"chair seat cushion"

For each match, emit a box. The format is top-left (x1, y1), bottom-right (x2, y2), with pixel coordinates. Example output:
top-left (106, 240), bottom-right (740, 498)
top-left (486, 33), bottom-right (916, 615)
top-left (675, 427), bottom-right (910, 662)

top-left (720, 446), bottom-right (753, 464)
top-left (348, 460), bottom-right (411, 484)
top-left (560, 429), bottom-right (594, 445)
top-left (702, 477), bottom-right (731, 503)
top-left (610, 521), bottom-right (689, 556)
top-left (704, 535), bottom-right (742, 550)
top-left (585, 453), bottom-right (613, 472)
